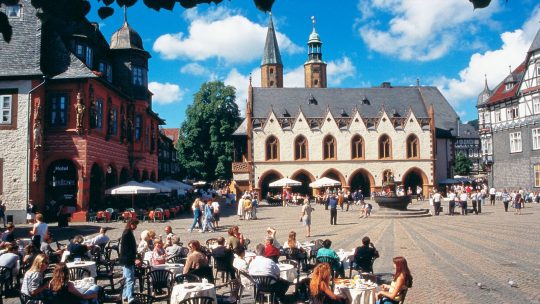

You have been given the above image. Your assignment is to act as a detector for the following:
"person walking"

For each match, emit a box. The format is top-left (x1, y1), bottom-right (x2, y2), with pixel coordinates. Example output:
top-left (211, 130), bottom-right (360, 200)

top-left (447, 190), bottom-right (456, 216)
top-left (120, 218), bottom-right (139, 304)
top-left (459, 191), bottom-right (468, 215)
top-left (501, 189), bottom-right (511, 212)
top-left (188, 198), bottom-right (202, 232)
top-left (489, 187), bottom-right (496, 205)
top-left (201, 200), bottom-right (215, 233)
top-left (471, 190), bottom-right (479, 215)
top-left (432, 190), bottom-right (442, 216)
top-left (301, 200), bottom-right (315, 237)
top-left (329, 194), bottom-right (338, 225)
top-left (0, 199), bottom-right (5, 228)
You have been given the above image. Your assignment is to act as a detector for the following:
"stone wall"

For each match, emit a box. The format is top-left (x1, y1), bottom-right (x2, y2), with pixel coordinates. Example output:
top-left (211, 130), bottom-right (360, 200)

top-left (0, 80), bottom-right (31, 223)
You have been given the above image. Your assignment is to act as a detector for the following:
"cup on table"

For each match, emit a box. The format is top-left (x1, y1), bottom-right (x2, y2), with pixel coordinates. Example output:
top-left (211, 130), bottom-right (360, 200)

top-left (202, 278), bottom-right (208, 285)
top-left (74, 257), bottom-right (81, 263)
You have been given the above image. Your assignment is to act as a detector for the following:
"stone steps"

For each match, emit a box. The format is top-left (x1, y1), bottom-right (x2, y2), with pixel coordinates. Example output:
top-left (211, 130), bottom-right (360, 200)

top-left (370, 208), bottom-right (431, 218)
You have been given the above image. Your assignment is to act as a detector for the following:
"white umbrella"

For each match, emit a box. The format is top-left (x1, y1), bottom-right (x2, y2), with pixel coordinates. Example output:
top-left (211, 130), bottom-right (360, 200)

top-left (106, 181), bottom-right (159, 208)
top-left (163, 180), bottom-right (192, 190)
top-left (269, 177), bottom-right (302, 187)
top-left (141, 180), bottom-right (171, 193)
top-left (309, 177), bottom-right (341, 188)
top-left (193, 181), bottom-right (207, 186)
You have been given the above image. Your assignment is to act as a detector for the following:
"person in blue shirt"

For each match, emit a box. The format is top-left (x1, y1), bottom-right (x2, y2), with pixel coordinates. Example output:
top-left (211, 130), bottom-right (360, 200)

top-left (328, 195), bottom-right (338, 225)
top-left (316, 239), bottom-right (345, 278)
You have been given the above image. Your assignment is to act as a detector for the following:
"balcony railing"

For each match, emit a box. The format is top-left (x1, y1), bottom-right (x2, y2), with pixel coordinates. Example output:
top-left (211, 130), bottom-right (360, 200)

top-left (232, 162), bottom-right (251, 173)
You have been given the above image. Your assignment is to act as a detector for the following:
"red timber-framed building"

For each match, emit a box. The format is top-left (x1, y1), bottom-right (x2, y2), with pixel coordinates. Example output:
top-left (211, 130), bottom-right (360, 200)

top-left (0, 0), bottom-right (164, 222)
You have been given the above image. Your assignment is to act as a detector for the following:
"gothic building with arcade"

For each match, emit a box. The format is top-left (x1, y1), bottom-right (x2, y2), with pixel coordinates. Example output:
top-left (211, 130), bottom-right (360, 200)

top-left (232, 15), bottom-right (460, 198)
top-left (0, 0), bottom-right (163, 222)
top-left (477, 26), bottom-right (540, 189)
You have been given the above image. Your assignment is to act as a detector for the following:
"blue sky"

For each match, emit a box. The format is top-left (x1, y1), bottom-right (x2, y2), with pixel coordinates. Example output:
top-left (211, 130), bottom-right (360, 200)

top-left (88, 0), bottom-right (540, 128)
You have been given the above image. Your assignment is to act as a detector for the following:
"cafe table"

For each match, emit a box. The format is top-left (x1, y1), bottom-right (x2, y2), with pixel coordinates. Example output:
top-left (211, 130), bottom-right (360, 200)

top-left (334, 278), bottom-right (377, 304)
top-left (66, 261), bottom-right (97, 278)
top-left (152, 263), bottom-right (184, 276)
top-left (243, 251), bottom-right (256, 263)
top-left (170, 282), bottom-right (217, 304)
top-left (278, 263), bottom-right (296, 282)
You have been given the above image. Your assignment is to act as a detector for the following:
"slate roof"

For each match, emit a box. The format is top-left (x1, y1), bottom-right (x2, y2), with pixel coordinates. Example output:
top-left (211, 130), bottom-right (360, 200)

top-left (0, 0), bottom-right (42, 78)
top-left (484, 63), bottom-right (526, 106)
top-left (251, 86), bottom-right (458, 131)
top-left (457, 123), bottom-right (479, 138)
top-left (261, 14), bottom-right (282, 66)
top-left (110, 21), bottom-right (146, 52)
top-left (232, 119), bottom-right (247, 136)
top-left (528, 27), bottom-right (540, 54)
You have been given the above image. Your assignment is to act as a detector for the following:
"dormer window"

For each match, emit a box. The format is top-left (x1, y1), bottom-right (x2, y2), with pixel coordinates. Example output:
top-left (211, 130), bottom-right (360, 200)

top-left (132, 66), bottom-right (146, 86)
top-left (73, 42), bottom-right (93, 68)
top-left (505, 83), bottom-right (513, 91)
top-left (308, 94), bottom-right (317, 105)
top-left (99, 62), bottom-right (112, 82)
top-left (6, 5), bottom-right (21, 18)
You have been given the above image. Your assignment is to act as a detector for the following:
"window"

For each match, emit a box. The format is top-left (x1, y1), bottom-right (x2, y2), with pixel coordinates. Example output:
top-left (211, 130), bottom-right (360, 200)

top-left (294, 136), bottom-right (308, 160)
top-left (533, 96), bottom-right (540, 114)
top-left (0, 95), bottom-right (12, 124)
top-left (507, 106), bottom-right (519, 120)
top-left (85, 47), bottom-right (93, 68)
top-left (323, 135), bottom-right (336, 160)
top-left (533, 128), bottom-right (540, 150)
top-left (505, 83), bottom-right (513, 91)
top-left (494, 110), bottom-right (501, 123)
top-left (509, 132), bottom-right (522, 153)
top-left (93, 99), bottom-right (103, 129)
top-left (135, 115), bottom-right (142, 140)
top-left (379, 134), bottom-right (392, 159)
top-left (109, 108), bottom-right (118, 135)
top-left (6, 5), bottom-right (21, 18)
top-left (532, 164), bottom-right (540, 186)
top-left (537, 64), bottom-right (540, 87)
top-left (483, 112), bottom-right (490, 124)
top-left (99, 62), bottom-right (112, 82)
top-left (406, 135), bottom-right (419, 159)
top-left (49, 94), bottom-right (68, 126)
top-left (265, 136), bottom-right (279, 161)
top-left (351, 135), bottom-right (364, 159)
top-left (132, 66), bottom-right (146, 86)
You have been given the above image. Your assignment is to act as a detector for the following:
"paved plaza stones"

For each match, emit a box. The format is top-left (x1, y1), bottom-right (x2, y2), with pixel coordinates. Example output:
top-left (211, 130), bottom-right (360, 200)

top-left (9, 200), bottom-right (540, 303)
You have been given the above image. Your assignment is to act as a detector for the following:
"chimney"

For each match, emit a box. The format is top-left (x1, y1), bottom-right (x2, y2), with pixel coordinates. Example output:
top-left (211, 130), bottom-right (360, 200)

top-left (381, 82), bottom-right (392, 88)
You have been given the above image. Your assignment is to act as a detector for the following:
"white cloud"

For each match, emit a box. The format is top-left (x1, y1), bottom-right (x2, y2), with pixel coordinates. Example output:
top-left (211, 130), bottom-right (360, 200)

top-left (148, 82), bottom-right (185, 105)
top-left (356, 0), bottom-right (500, 61)
top-left (180, 63), bottom-right (209, 76)
top-left (153, 8), bottom-right (301, 64)
top-left (433, 5), bottom-right (540, 110)
top-left (327, 57), bottom-right (356, 86)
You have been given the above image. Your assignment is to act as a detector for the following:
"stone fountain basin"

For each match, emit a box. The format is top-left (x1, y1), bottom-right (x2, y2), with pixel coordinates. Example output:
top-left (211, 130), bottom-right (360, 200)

top-left (374, 195), bottom-right (412, 211)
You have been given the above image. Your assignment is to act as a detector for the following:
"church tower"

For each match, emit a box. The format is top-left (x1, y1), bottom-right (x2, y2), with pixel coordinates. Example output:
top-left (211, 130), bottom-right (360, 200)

top-left (304, 16), bottom-right (327, 88)
top-left (260, 13), bottom-right (283, 88)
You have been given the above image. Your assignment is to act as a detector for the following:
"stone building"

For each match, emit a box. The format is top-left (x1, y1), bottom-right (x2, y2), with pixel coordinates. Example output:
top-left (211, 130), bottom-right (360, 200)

top-left (0, 1), bottom-right (164, 222)
top-left (477, 26), bottom-right (540, 189)
top-left (159, 129), bottom-right (180, 180)
top-left (232, 15), bottom-right (459, 198)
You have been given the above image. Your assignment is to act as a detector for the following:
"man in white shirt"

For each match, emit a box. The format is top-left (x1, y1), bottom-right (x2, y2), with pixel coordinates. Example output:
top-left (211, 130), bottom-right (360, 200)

top-left (489, 187), bottom-right (496, 206)
top-left (248, 244), bottom-right (290, 302)
top-left (459, 192), bottom-right (469, 215)
top-left (432, 190), bottom-right (442, 216)
top-left (447, 190), bottom-right (456, 216)
top-left (87, 227), bottom-right (110, 248)
top-left (0, 244), bottom-right (20, 277)
top-left (211, 194), bottom-right (221, 229)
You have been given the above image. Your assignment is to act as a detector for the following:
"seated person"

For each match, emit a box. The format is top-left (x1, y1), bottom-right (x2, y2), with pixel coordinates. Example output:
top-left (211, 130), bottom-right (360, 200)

top-left (266, 227), bottom-right (280, 248)
top-left (211, 237), bottom-right (228, 257)
top-left (151, 238), bottom-right (167, 266)
top-left (232, 246), bottom-right (249, 273)
top-left (41, 232), bottom-right (64, 264)
top-left (376, 256), bottom-right (413, 304)
top-left (283, 230), bottom-right (307, 268)
top-left (0, 244), bottom-right (20, 278)
top-left (86, 227), bottom-right (110, 248)
top-left (165, 235), bottom-right (183, 257)
top-left (67, 235), bottom-right (89, 260)
top-left (21, 253), bottom-right (49, 299)
top-left (263, 237), bottom-right (280, 262)
top-left (316, 239), bottom-right (345, 278)
top-left (22, 243), bottom-right (41, 270)
top-left (48, 263), bottom-right (98, 303)
top-left (353, 236), bottom-right (379, 273)
top-left (183, 240), bottom-right (209, 274)
top-left (138, 230), bottom-right (152, 256)
top-left (163, 226), bottom-right (175, 248)
top-left (249, 244), bottom-right (290, 303)
top-left (0, 223), bottom-right (15, 246)
top-left (211, 237), bottom-right (236, 279)
top-left (309, 263), bottom-right (347, 304)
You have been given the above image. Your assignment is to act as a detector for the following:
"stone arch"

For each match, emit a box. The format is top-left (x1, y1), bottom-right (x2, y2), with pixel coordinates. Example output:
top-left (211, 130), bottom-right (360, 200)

top-left (348, 168), bottom-right (375, 196)
top-left (105, 164), bottom-right (118, 189)
top-left (291, 169), bottom-right (315, 195)
top-left (119, 167), bottom-right (129, 184)
top-left (401, 167), bottom-right (429, 195)
top-left (89, 163), bottom-right (104, 211)
top-left (321, 168), bottom-right (346, 187)
top-left (258, 169), bottom-right (284, 199)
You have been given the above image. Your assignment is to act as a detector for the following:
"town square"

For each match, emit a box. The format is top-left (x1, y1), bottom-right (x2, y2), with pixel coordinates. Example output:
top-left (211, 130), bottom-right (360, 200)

top-left (1, 0), bottom-right (540, 303)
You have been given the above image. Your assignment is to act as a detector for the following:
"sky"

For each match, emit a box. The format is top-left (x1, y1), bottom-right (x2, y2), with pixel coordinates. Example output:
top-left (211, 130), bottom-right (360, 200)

top-left (87, 0), bottom-right (540, 128)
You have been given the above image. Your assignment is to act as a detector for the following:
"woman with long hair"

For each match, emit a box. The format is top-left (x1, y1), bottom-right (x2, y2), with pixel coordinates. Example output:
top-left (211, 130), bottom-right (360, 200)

top-left (309, 263), bottom-right (347, 304)
top-left (48, 263), bottom-right (98, 303)
top-left (226, 226), bottom-right (245, 251)
top-left (21, 253), bottom-right (49, 298)
top-left (182, 240), bottom-right (209, 274)
top-left (376, 256), bottom-right (413, 304)
top-left (301, 200), bottom-right (314, 237)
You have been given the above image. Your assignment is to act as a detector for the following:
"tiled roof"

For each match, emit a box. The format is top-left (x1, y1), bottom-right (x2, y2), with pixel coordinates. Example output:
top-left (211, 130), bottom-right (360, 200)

top-left (251, 86), bottom-right (458, 131)
top-left (484, 62), bottom-right (526, 106)
top-left (0, 0), bottom-right (42, 78)
top-left (161, 128), bottom-right (179, 145)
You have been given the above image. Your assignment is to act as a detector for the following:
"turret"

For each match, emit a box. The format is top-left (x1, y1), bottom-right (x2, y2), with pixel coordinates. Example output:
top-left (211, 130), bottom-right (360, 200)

top-left (304, 16), bottom-right (327, 88)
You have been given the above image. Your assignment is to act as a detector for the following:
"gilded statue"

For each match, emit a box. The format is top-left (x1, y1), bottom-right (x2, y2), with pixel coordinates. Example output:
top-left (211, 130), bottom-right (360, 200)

top-left (75, 92), bottom-right (85, 133)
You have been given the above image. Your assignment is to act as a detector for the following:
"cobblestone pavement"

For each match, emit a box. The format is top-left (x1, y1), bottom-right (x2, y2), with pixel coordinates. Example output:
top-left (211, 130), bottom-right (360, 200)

top-left (8, 200), bottom-right (540, 303)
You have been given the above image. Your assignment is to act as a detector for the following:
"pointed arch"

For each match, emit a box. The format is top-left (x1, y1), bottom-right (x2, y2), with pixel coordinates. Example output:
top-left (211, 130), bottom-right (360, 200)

top-left (321, 168), bottom-right (346, 186)
top-left (294, 135), bottom-right (308, 160)
top-left (378, 134), bottom-right (392, 159)
top-left (351, 134), bottom-right (364, 160)
top-left (291, 169), bottom-right (315, 195)
top-left (322, 135), bottom-right (337, 160)
top-left (406, 134), bottom-right (419, 159)
top-left (265, 135), bottom-right (279, 161)
top-left (258, 169), bottom-right (284, 198)
top-left (348, 168), bottom-right (375, 197)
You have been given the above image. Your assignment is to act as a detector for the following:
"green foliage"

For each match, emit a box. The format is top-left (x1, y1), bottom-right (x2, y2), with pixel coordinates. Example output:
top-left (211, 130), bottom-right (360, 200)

top-left (453, 151), bottom-right (473, 176)
top-left (176, 81), bottom-right (241, 181)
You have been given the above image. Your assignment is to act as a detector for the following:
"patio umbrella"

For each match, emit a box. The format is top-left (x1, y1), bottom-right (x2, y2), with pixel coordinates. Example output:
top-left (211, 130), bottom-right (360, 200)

top-left (141, 180), bottom-right (171, 193)
top-left (163, 180), bottom-right (192, 190)
top-left (269, 177), bottom-right (302, 187)
top-left (193, 181), bottom-right (207, 186)
top-left (106, 181), bottom-right (159, 208)
top-left (309, 177), bottom-right (341, 188)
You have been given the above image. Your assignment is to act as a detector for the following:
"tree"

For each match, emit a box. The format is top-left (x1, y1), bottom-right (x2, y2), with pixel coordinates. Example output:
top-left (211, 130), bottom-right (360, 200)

top-left (0, 0), bottom-right (275, 43)
top-left (453, 151), bottom-right (473, 176)
top-left (176, 81), bottom-right (241, 181)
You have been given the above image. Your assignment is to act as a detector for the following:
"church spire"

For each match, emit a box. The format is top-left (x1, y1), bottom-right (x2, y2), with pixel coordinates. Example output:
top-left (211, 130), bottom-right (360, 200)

top-left (477, 74), bottom-right (491, 105)
top-left (260, 12), bottom-right (283, 88)
top-left (304, 16), bottom-right (327, 88)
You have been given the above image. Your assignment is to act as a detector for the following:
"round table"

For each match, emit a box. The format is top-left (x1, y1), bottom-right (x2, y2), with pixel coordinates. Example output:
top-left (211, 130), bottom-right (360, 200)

top-left (171, 282), bottom-right (217, 304)
top-left (152, 263), bottom-right (184, 276)
top-left (278, 263), bottom-right (296, 282)
top-left (335, 282), bottom-right (377, 304)
top-left (66, 261), bottom-right (97, 278)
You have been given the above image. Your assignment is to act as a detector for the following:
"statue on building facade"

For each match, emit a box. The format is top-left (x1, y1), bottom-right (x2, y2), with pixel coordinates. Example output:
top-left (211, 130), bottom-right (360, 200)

top-left (33, 118), bottom-right (42, 149)
top-left (75, 92), bottom-right (85, 134)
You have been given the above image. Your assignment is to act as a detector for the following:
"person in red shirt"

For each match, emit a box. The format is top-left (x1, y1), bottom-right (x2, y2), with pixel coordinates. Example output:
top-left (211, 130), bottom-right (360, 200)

top-left (263, 237), bottom-right (280, 262)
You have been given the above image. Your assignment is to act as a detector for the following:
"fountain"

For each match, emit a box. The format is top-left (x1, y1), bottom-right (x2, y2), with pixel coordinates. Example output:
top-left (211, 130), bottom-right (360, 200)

top-left (372, 174), bottom-right (430, 218)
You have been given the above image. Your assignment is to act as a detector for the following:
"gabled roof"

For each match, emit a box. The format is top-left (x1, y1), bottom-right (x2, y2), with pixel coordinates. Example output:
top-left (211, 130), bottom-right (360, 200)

top-left (484, 62), bottom-right (526, 106)
top-left (232, 119), bottom-right (247, 136)
top-left (161, 128), bottom-right (179, 145)
top-left (528, 27), bottom-right (540, 54)
top-left (457, 123), bottom-right (479, 138)
top-left (0, 0), bottom-right (42, 78)
top-left (261, 13), bottom-right (282, 66)
top-left (251, 86), bottom-right (458, 131)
